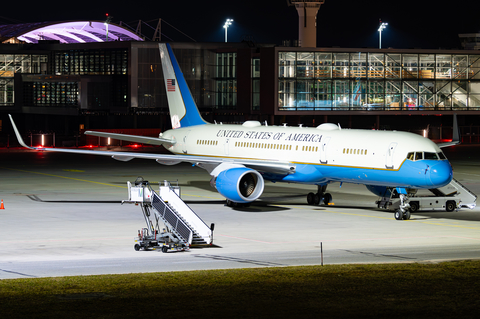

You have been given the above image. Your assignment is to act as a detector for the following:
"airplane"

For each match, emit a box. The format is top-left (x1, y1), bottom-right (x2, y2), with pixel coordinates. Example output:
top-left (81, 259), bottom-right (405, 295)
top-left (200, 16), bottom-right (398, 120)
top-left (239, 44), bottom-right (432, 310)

top-left (9, 43), bottom-right (456, 220)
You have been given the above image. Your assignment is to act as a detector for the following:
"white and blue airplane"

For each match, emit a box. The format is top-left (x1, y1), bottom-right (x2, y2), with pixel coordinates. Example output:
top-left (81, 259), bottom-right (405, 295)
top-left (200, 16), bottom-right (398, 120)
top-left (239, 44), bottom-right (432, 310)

top-left (9, 43), bottom-right (456, 220)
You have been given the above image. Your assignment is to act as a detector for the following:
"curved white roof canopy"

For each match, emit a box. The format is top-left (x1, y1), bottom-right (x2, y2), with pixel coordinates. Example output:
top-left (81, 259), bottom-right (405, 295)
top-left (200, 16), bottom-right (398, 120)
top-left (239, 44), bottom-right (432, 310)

top-left (15, 21), bottom-right (143, 43)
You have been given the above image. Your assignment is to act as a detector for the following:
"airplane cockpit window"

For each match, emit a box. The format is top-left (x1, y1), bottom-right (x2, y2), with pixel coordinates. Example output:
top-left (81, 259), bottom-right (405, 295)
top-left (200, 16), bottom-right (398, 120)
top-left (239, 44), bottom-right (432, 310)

top-left (424, 152), bottom-right (439, 160)
top-left (407, 151), bottom-right (447, 161)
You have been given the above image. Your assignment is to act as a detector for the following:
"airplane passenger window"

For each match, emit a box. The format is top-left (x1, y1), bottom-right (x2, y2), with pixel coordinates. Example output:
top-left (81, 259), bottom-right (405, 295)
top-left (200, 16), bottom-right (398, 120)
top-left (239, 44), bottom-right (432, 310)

top-left (424, 152), bottom-right (439, 160)
top-left (415, 152), bottom-right (423, 160)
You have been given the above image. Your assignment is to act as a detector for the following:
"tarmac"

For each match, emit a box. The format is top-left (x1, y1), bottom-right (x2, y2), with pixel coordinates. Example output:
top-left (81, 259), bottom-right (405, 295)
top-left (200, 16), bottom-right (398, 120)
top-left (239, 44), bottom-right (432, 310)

top-left (0, 145), bottom-right (479, 279)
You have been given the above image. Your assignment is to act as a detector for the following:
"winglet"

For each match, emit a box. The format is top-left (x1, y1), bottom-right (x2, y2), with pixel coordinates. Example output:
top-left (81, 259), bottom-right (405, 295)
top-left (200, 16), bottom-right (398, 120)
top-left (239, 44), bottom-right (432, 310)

top-left (437, 113), bottom-right (461, 148)
top-left (8, 114), bottom-right (35, 150)
top-left (452, 113), bottom-right (460, 144)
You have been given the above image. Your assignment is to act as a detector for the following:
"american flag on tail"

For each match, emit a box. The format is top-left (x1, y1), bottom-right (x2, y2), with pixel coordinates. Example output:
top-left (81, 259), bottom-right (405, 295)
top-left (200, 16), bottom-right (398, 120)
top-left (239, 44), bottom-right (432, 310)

top-left (167, 79), bottom-right (176, 92)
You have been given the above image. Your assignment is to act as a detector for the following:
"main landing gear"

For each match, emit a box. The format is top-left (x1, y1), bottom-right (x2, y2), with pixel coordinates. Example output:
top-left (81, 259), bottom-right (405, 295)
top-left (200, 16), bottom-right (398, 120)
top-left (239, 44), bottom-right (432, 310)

top-left (307, 185), bottom-right (332, 206)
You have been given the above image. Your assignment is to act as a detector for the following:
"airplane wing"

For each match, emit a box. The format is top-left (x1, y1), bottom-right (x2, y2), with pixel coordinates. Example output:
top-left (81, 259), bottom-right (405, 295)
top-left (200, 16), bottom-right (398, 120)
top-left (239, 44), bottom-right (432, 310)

top-left (8, 115), bottom-right (294, 176)
top-left (85, 131), bottom-right (175, 147)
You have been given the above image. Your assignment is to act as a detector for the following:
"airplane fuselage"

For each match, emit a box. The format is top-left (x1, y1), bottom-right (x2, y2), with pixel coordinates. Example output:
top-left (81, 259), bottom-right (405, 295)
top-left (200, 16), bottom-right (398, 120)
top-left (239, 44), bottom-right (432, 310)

top-left (162, 121), bottom-right (453, 189)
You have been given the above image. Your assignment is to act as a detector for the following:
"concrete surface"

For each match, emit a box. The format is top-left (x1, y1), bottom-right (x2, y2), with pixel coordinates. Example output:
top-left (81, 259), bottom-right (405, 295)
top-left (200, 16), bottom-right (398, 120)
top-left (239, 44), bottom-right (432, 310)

top-left (0, 145), bottom-right (479, 279)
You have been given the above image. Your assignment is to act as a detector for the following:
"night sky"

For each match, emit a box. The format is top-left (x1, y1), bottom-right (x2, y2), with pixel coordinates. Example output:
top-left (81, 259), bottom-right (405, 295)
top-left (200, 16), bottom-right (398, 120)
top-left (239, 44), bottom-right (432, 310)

top-left (1, 0), bottom-right (479, 49)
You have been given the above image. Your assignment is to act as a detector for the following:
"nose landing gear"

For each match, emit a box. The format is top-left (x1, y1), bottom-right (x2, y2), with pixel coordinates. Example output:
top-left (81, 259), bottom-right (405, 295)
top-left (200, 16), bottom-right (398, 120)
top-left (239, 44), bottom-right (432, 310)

top-left (394, 193), bottom-right (411, 220)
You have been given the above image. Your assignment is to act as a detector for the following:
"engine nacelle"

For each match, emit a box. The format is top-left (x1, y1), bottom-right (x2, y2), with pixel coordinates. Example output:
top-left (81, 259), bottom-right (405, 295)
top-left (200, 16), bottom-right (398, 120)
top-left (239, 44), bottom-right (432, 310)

top-left (212, 167), bottom-right (265, 203)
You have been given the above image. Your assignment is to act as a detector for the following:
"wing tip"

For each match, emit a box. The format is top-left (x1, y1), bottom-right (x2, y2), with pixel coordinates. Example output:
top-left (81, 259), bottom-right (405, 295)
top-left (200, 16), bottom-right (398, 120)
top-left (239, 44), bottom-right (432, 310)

top-left (8, 114), bottom-right (35, 150)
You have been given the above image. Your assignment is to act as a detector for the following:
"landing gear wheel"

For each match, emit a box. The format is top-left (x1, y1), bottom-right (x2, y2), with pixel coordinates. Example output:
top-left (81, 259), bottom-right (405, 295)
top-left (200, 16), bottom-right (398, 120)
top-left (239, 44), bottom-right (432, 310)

top-left (313, 193), bottom-right (321, 205)
top-left (161, 246), bottom-right (168, 253)
top-left (323, 193), bottom-right (332, 205)
top-left (445, 200), bottom-right (456, 212)
top-left (307, 192), bottom-right (315, 205)
top-left (409, 202), bottom-right (419, 213)
top-left (394, 210), bottom-right (404, 220)
top-left (403, 210), bottom-right (411, 220)
top-left (226, 200), bottom-right (239, 207)
top-left (134, 244), bottom-right (140, 251)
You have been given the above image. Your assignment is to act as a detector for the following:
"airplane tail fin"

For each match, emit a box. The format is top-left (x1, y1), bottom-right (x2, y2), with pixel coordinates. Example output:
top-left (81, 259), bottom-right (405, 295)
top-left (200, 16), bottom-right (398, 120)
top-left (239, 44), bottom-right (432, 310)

top-left (159, 43), bottom-right (207, 129)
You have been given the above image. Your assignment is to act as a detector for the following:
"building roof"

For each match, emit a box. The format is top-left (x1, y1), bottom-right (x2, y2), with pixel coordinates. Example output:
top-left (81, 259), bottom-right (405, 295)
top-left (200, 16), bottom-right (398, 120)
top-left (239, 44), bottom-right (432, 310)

top-left (0, 21), bottom-right (144, 43)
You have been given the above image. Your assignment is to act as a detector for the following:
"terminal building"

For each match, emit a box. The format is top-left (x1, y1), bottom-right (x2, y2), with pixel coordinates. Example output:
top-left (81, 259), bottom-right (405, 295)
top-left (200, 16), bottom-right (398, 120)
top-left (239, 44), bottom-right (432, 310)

top-left (1, 19), bottom-right (480, 146)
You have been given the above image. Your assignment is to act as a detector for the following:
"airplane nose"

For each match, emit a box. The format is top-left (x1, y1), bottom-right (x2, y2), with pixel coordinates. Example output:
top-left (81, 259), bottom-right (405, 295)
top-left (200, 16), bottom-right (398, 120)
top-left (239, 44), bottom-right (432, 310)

top-left (428, 161), bottom-right (453, 188)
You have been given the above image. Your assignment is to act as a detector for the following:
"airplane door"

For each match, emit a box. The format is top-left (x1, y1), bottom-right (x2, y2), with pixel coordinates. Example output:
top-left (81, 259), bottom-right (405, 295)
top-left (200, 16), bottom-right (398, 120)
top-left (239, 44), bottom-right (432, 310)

top-left (224, 138), bottom-right (230, 155)
top-left (385, 142), bottom-right (397, 169)
top-left (182, 131), bottom-right (190, 154)
top-left (320, 137), bottom-right (331, 164)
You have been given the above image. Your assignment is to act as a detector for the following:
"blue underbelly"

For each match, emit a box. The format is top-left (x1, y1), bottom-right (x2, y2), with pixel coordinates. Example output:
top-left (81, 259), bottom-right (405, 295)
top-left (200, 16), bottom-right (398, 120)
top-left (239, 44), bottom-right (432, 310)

top-left (275, 160), bottom-right (452, 189)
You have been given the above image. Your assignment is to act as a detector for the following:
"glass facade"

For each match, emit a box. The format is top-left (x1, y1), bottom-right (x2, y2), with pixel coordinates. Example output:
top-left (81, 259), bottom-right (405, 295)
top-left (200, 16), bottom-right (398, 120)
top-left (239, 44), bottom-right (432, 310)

top-left (173, 48), bottom-right (215, 111)
top-left (252, 58), bottom-right (260, 110)
top-left (278, 51), bottom-right (480, 111)
top-left (23, 82), bottom-right (78, 107)
top-left (0, 54), bottom-right (48, 106)
top-left (54, 49), bottom-right (127, 75)
top-left (137, 47), bottom-right (163, 108)
top-left (53, 49), bottom-right (128, 109)
top-left (215, 52), bottom-right (237, 109)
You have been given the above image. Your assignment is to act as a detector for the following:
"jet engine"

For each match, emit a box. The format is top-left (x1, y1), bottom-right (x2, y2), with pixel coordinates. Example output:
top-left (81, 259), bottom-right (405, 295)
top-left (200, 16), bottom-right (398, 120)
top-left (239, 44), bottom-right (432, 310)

top-left (212, 167), bottom-right (265, 203)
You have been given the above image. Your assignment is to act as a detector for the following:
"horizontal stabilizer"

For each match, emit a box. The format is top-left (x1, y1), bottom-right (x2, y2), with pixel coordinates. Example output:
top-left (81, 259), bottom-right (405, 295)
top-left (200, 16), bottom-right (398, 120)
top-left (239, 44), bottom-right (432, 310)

top-left (85, 131), bottom-right (176, 147)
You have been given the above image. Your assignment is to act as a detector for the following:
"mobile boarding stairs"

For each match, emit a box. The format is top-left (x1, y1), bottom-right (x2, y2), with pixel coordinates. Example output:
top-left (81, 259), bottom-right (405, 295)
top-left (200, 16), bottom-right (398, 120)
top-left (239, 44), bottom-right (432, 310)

top-left (123, 177), bottom-right (214, 253)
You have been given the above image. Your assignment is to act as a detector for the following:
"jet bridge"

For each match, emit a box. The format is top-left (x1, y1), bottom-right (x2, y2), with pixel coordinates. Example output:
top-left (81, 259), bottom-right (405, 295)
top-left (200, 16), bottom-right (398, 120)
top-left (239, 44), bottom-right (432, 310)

top-left (123, 177), bottom-right (214, 252)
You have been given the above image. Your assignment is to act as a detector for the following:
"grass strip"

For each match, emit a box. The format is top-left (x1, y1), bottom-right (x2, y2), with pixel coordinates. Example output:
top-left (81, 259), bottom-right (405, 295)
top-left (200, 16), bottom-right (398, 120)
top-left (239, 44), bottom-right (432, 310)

top-left (1, 260), bottom-right (479, 318)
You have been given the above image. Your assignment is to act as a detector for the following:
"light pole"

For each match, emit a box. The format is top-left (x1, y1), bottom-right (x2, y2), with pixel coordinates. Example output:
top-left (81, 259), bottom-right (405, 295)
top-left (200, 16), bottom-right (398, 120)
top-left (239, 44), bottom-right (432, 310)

top-left (378, 21), bottom-right (388, 49)
top-left (104, 13), bottom-right (112, 42)
top-left (223, 19), bottom-right (233, 42)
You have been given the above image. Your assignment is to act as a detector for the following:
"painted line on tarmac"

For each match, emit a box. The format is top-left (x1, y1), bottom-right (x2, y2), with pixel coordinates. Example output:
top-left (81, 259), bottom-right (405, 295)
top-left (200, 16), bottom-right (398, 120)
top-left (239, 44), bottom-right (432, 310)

top-left (1, 166), bottom-right (220, 200)
top-left (0, 166), bottom-right (126, 188)
top-left (0, 237), bottom-right (131, 244)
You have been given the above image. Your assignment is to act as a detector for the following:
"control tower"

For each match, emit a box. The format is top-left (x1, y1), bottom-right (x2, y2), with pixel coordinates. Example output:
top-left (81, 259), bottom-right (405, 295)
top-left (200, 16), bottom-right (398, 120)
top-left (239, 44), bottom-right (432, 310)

top-left (287, 0), bottom-right (325, 47)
